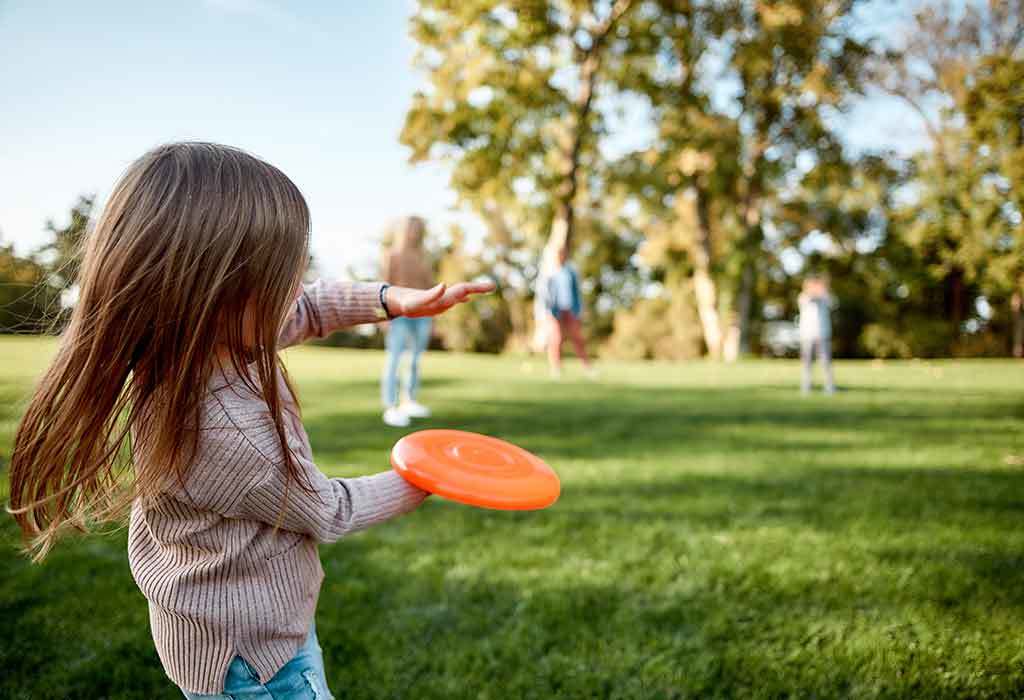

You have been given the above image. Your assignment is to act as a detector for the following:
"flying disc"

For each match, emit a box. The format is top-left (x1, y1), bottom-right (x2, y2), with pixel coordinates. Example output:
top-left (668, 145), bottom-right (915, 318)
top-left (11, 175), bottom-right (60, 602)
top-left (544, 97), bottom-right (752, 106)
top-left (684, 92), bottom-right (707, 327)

top-left (391, 430), bottom-right (560, 510)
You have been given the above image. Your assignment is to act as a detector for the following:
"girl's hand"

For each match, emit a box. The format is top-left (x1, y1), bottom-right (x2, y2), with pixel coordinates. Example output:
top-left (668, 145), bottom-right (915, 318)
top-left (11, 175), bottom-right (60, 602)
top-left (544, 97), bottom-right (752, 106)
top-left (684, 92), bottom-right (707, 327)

top-left (386, 281), bottom-right (495, 319)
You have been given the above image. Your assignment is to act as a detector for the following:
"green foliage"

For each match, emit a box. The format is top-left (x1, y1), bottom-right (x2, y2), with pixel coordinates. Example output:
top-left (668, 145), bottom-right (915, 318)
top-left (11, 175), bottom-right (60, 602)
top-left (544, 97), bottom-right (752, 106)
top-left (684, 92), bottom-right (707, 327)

top-left (0, 196), bottom-right (93, 335)
top-left (963, 52), bottom-right (1024, 296)
top-left (874, 1), bottom-right (1024, 355)
top-left (860, 319), bottom-right (950, 360)
top-left (401, 0), bottom-right (1024, 359)
top-left (603, 0), bottom-right (875, 358)
top-left (36, 195), bottom-right (92, 294)
top-left (401, 0), bottom-right (654, 347)
top-left (434, 227), bottom-right (512, 353)
top-left (603, 278), bottom-right (703, 360)
top-left (0, 243), bottom-right (58, 334)
top-left (4, 339), bottom-right (1024, 698)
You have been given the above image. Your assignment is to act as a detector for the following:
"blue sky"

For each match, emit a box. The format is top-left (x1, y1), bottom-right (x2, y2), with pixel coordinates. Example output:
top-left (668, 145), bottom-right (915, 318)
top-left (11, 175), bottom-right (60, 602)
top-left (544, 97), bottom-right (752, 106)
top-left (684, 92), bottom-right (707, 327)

top-left (0, 1), bottom-right (927, 276)
top-left (1, 1), bottom-right (459, 275)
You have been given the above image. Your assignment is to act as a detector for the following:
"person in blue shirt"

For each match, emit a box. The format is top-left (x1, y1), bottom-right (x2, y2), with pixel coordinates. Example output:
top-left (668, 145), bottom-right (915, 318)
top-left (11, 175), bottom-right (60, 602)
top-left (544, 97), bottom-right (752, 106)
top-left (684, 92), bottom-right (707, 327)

top-left (536, 242), bottom-right (593, 377)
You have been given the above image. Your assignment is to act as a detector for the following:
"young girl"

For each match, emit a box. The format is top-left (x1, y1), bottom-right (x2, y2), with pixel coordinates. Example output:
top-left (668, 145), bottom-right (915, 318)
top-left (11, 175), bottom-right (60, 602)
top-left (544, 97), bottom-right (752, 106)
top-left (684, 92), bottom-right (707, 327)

top-left (7, 142), bottom-right (493, 698)
top-left (380, 216), bottom-right (435, 427)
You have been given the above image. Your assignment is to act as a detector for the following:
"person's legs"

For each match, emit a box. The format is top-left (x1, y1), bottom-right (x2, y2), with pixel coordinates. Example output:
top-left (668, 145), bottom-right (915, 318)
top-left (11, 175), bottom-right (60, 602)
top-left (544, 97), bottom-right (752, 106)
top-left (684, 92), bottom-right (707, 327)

top-left (800, 337), bottom-right (814, 393)
top-left (563, 312), bottom-right (591, 368)
top-left (382, 320), bottom-right (413, 426)
top-left (820, 337), bottom-right (835, 394)
top-left (406, 318), bottom-right (432, 401)
top-left (546, 313), bottom-right (563, 375)
top-left (381, 318), bottom-right (410, 408)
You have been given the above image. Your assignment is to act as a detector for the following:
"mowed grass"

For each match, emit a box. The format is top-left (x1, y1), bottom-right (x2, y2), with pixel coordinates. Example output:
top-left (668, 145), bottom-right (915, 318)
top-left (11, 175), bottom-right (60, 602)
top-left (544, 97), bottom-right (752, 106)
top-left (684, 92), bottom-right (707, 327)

top-left (1, 335), bottom-right (1023, 699)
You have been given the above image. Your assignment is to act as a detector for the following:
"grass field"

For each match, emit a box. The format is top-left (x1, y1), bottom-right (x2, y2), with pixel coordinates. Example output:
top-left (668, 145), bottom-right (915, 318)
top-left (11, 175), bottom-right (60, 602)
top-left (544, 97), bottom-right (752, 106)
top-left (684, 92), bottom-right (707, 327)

top-left (1, 335), bottom-right (1023, 699)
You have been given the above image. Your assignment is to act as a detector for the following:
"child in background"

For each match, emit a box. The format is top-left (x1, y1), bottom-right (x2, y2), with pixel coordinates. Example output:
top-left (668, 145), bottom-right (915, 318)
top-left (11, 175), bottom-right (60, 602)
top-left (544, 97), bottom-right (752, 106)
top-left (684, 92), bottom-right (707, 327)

top-left (537, 241), bottom-right (593, 378)
top-left (380, 216), bottom-right (435, 427)
top-left (7, 142), bottom-right (493, 699)
top-left (798, 276), bottom-right (836, 394)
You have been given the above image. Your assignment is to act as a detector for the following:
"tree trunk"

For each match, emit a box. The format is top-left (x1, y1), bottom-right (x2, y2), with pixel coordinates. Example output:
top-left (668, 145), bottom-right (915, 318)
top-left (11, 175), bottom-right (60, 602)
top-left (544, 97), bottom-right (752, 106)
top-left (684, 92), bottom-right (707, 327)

top-left (694, 270), bottom-right (724, 359)
top-left (549, 54), bottom-right (598, 254)
top-left (1012, 287), bottom-right (1023, 358)
top-left (546, 0), bottom-right (633, 254)
top-left (691, 188), bottom-right (724, 359)
top-left (946, 267), bottom-right (965, 352)
top-left (728, 259), bottom-right (755, 360)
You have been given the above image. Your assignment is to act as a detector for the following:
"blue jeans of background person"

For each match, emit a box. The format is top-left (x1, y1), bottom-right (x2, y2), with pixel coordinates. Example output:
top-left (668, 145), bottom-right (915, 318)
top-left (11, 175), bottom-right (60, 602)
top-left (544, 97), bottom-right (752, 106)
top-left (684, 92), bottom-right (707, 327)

top-left (180, 624), bottom-right (332, 699)
top-left (381, 316), bottom-right (432, 407)
top-left (801, 336), bottom-right (835, 393)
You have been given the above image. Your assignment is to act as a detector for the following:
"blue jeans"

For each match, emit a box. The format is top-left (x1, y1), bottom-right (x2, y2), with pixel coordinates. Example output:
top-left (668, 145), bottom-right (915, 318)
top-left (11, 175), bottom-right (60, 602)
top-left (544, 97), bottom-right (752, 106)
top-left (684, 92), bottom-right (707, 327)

top-left (382, 316), bottom-right (432, 407)
top-left (180, 625), bottom-right (332, 700)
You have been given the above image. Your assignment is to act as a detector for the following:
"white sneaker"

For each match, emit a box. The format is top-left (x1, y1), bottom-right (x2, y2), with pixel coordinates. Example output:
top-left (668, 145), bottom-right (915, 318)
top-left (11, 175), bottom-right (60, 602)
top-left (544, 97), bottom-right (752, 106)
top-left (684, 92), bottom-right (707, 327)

top-left (382, 407), bottom-right (410, 427)
top-left (401, 400), bottom-right (431, 418)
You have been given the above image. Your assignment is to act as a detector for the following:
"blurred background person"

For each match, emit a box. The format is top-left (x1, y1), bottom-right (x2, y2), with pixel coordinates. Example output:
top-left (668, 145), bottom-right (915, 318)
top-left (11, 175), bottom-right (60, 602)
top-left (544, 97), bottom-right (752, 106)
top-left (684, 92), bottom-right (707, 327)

top-left (799, 276), bottom-right (836, 395)
top-left (381, 216), bottom-right (435, 426)
top-left (535, 240), bottom-right (592, 378)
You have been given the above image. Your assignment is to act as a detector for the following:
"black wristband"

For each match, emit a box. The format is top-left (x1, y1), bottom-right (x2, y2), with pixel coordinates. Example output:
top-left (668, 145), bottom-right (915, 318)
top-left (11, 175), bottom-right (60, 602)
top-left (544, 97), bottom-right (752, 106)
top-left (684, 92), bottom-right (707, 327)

top-left (379, 283), bottom-right (393, 319)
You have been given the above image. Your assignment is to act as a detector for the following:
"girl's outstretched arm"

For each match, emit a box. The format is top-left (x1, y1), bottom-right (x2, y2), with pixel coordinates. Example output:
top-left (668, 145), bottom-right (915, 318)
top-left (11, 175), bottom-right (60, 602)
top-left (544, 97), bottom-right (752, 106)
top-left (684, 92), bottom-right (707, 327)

top-left (277, 279), bottom-right (494, 348)
top-left (173, 394), bottom-right (427, 541)
top-left (236, 451), bottom-right (427, 543)
top-left (277, 279), bottom-right (383, 348)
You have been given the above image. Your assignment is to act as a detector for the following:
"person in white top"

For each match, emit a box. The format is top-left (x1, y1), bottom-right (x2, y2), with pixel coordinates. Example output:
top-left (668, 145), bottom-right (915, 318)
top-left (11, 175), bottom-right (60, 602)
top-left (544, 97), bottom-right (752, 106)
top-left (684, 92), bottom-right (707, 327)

top-left (798, 276), bottom-right (836, 394)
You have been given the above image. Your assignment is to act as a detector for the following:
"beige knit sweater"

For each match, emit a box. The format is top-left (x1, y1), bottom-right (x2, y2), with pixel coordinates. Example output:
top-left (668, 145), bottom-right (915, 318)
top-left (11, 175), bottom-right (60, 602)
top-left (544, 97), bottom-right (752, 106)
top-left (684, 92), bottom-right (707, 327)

top-left (127, 279), bottom-right (427, 694)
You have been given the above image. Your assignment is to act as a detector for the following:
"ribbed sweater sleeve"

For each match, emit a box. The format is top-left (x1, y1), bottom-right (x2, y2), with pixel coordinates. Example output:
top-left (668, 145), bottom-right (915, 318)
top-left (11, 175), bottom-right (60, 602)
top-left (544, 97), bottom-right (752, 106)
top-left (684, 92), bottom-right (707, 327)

top-left (238, 459), bottom-right (426, 543)
top-left (278, 279), bottom-right (384, 348)
top-left (174, 394), bottom-right (426, 543)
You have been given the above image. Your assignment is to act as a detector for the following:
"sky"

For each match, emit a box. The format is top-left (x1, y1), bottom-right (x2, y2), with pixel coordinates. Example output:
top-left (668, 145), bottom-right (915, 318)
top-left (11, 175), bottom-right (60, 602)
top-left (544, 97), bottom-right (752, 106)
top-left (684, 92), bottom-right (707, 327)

top-left (0, 1), bottom-right (929, 277)
top-left (1, 1), bottom-right (461, 276)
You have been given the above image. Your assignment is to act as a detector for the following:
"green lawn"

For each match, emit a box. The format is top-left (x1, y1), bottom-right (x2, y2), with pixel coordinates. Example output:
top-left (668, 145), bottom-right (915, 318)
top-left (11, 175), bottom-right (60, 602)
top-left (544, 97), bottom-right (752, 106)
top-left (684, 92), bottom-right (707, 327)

top-left (1, 335), bottom-right (1023, 699)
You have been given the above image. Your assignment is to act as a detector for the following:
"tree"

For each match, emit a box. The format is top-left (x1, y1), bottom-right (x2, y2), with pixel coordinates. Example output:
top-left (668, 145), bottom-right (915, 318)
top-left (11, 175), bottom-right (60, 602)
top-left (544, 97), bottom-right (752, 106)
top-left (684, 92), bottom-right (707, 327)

top-left (432, 224), bottom-right (513, 352)
top-left (0, 196), bottom-right (93, 335)
top-left (401, 0), bottom-right (643, 345)
top-left (0, 240), bottom-right (59, 334)
top-left (877, 0), bottom-right (1023, 355)
top-left (612, 0), bottom-right (873, 359)
top-left (965, 52), bottom-right (1024, 356)
top-left (36, 195), bottom-right (92, 294)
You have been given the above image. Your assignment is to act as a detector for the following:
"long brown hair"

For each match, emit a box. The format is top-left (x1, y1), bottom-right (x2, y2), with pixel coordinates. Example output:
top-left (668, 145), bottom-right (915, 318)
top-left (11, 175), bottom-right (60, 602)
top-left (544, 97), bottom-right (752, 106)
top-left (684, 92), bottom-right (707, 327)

top-left (8, 142), bottom-right (311, 560)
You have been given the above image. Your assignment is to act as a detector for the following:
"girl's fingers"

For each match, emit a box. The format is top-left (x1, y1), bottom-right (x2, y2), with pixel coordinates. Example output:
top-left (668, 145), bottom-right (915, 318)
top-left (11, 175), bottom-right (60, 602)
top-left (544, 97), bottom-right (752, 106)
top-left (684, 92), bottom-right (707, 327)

top-left (461, 280), bottom-right (497, 295)
top-left (437, 281), bottom-right (495, 309)
top-left (395, 280), bottom-right (495, 317)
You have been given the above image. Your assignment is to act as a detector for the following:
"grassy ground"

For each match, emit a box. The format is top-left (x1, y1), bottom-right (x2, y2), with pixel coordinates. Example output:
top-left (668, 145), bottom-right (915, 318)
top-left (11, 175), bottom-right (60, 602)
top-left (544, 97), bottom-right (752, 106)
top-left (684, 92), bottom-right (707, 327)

top-left (1, 335), bottom-right (1023, 699)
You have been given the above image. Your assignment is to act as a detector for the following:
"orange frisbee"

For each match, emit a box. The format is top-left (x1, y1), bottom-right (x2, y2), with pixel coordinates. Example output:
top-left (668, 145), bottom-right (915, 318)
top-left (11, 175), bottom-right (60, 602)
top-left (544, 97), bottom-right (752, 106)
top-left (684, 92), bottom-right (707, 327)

top-left (391, 430), bottom-right (560, 510)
